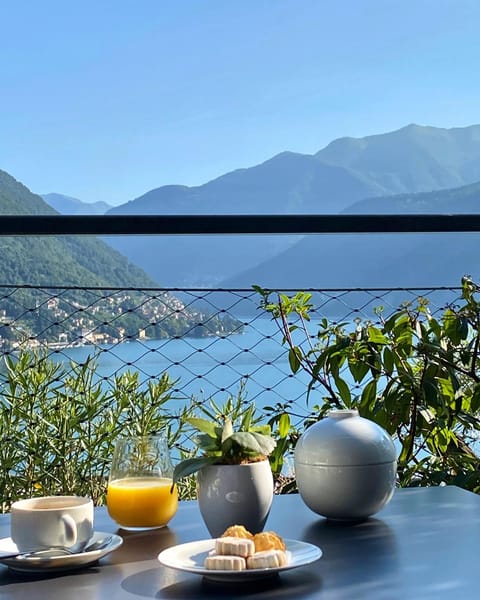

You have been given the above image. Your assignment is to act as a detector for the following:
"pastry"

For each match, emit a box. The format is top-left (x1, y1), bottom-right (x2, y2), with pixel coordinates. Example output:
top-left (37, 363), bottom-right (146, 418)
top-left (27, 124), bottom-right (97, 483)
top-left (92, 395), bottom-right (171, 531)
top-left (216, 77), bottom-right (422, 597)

top-left (247, 549), bottom-right (288, 569)
top-left (215, 536), bottom-right (255, 558)
top-left (221, 524), bottom-right (254, 540)
top-left (206, 526), bottom-right (289, 571)
top-left (204, 554), bottom-right (246, 570)
top-left (253, 531), bottom-right (286, 552)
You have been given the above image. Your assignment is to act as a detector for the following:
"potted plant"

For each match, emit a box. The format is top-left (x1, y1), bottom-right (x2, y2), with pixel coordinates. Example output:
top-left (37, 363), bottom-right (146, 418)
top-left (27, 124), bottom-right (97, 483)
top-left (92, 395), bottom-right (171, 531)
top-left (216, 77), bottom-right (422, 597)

top-left (172, 391), bottom-right (277, 537)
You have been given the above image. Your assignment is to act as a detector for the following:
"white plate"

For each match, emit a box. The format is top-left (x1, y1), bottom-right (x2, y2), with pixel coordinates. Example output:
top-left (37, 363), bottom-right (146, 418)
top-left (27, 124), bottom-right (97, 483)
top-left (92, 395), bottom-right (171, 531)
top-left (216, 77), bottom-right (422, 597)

top-left (0, 531), bottom-right (123, 573)
top-left (158, 538), bottom-right (322, 582)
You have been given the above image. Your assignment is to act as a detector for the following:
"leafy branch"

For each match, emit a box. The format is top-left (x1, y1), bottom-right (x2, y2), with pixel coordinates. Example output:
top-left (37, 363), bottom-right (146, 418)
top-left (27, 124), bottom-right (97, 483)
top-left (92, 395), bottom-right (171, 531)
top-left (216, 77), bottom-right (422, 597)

top-left (255, 278), bottom-right (480, 491)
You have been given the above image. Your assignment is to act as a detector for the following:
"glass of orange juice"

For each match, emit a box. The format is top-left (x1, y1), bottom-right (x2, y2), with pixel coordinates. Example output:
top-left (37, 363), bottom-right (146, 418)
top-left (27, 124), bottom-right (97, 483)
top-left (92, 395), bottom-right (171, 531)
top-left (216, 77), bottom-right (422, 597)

top-left (107, 435), bottom-right (178, 530)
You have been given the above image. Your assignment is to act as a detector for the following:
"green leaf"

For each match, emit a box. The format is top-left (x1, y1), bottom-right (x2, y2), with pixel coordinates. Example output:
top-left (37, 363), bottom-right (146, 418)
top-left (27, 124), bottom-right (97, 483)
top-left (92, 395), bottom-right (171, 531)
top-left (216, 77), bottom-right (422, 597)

top-left (443, 309), bottom-right (465, 344)
top-left (436, 377), bottom-right (454, 401)
top-left (194, 433), bottom-right (221, 452)
top-left (471, 385), bottom-right (480, 413)
top-left (278, 413), bottom-right (290, 438)
top-left (348, 359), bottom-right (370, 383)
top-left (172, 455), bottom-right (219, 487)
top-left (185, 417), bottom-right (218, 436)
top-left (240, 404), bottom-right (255, 431)
top-left (251, 424), bottom-right (271, 436)
top-left (334, 376), bottom-right (351, 406)
top-left (459, 316), bottom-right (469, 340)
top-left (360, 380), bottom-right (377, 410)
top-left (288, 347), bottom-right (302, 374)
top-left (230, 431), bottom-right (276, 456)
top-left (423, 379), bottom-right (440, 408)
top-left (222, 436), bottom-right (233, 455)
top-left (431, 427), bottom-right (450, 453)
top-left (367, 326), bottom-right (389, 344)
top-left (221, 418), bottom-right (234, 443)
top-left (383, 346), bottom-right (394, 375)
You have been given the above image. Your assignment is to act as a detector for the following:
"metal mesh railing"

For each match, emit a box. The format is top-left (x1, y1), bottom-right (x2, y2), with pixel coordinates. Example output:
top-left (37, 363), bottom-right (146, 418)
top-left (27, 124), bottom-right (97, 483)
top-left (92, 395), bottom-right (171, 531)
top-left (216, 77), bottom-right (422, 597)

top-left (0, 284), bottom-right (463, 424)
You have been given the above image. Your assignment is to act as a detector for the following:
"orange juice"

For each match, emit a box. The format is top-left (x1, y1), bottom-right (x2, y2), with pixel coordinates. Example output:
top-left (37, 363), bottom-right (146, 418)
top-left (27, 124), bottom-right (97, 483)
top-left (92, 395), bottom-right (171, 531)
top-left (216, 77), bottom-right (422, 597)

top-left (107, 476), bottom-right (178, 528)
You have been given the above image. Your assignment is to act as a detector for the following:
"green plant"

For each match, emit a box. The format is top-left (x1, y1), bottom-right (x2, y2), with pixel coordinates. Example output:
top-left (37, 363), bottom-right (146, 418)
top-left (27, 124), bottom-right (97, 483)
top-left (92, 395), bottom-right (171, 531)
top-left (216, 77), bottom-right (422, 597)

top-left (255, 278), bottom-right (480, 492)
top-left (172, 386), bottom-right (277, 487)
top-left (0, 350), bottom-right (183, 512)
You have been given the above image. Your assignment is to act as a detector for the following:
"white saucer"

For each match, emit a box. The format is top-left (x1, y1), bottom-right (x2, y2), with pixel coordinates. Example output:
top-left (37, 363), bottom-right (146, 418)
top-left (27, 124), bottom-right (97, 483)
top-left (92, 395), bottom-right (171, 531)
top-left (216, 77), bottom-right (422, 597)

top-left (0, 531), bottom-right (123, 573)
top-left (158, 538), bottom-right (322, 582)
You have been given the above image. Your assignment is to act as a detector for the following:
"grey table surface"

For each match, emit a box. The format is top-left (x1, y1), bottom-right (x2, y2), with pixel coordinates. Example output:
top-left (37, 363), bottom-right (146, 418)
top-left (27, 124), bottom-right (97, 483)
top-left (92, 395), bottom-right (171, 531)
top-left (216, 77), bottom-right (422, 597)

top-left (0, 486), bottom-right (479, 599)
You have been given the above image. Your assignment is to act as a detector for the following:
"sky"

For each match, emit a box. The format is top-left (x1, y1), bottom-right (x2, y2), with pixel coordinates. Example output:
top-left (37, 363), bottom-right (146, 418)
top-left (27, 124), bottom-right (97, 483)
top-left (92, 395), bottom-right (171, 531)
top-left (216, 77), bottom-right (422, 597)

top-left (2, 0), bottom-right (480, 206)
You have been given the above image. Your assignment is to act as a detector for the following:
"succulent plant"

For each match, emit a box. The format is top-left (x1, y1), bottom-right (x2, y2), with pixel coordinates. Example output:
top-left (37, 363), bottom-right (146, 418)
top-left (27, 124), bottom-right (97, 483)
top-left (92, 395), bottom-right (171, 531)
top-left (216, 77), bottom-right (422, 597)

top-left (172, 394), bottom-right (276, 487)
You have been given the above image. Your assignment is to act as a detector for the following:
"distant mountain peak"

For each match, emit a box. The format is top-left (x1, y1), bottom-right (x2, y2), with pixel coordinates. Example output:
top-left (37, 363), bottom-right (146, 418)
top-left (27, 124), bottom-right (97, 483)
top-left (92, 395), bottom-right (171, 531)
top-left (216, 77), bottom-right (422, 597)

top-left (42, 192), bottom-right (112, 215)
top-left (400, 122), bottom-right (425, 130)
top-left (317, 123), bottom-right (480, 155)
top-left (315, 123), bottom-right (480, 196)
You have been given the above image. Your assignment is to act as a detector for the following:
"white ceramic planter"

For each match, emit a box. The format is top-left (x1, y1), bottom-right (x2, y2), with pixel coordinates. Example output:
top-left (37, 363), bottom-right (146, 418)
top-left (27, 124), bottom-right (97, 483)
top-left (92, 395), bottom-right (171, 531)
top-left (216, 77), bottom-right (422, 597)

top-left (294, 409), bottom-right (397, 521)
top-left (196, 460), bottom-right (274, 537)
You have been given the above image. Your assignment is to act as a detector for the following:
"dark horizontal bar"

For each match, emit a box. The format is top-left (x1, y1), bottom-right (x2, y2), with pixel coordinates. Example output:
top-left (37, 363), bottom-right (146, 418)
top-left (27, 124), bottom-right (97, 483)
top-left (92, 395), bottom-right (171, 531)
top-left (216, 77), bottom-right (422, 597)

top-left (1, 214), bottom-right (480, 236)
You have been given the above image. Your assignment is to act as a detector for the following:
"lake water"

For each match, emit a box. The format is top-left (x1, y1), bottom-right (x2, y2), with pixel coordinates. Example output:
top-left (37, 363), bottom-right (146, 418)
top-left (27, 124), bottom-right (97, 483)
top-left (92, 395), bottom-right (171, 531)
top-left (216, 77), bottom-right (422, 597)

top-left (50, 286), bottom-right (459, 421)
top-left (53, 316), bottom-right (325, 424)
top-left (49, 312), bottom-right (477, 463)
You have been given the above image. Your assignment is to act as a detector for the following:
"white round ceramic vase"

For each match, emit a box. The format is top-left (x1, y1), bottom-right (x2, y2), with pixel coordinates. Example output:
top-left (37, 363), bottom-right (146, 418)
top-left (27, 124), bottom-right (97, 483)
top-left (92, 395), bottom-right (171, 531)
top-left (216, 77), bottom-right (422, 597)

top-left (294, 409), bottom-right (397, 521)
top-left (196, 460), bottom-right (274, 537)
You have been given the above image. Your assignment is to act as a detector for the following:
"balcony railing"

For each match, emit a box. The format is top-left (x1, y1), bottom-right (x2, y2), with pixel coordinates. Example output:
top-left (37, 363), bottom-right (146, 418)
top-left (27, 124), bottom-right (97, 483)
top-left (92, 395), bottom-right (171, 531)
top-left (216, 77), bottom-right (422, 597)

top-left (1, 213), bottom-right (480, 235)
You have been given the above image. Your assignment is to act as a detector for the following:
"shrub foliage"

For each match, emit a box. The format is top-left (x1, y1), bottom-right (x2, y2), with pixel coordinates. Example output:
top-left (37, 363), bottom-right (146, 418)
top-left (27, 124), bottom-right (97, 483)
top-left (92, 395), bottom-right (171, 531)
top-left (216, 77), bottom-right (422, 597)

top-left (256, 277), bottom-right (480, 492)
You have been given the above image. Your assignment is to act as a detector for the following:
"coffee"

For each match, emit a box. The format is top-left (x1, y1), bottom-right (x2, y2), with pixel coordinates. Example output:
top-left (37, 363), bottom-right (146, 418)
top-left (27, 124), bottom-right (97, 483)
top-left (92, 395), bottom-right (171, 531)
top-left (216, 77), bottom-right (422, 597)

top-left (20, 497), bottom-right (87, 510)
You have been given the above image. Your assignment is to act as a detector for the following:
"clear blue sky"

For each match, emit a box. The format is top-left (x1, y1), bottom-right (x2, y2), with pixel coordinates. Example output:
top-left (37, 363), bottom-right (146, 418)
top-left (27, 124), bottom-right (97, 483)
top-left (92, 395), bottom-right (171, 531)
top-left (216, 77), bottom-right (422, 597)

top-left (1, 0), bottom-right (480, 205)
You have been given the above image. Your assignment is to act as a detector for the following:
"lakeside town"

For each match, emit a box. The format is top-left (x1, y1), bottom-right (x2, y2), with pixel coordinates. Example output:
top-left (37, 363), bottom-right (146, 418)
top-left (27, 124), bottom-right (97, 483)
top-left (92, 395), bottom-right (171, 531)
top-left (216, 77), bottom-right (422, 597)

top-left (0, 289), bottom-right (243, 352)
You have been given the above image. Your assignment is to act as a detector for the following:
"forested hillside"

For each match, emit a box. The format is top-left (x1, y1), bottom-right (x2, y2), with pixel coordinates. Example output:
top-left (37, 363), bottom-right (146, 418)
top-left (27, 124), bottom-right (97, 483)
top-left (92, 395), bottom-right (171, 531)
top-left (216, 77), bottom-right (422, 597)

top-left (0, 170), bottom-right (241, 346)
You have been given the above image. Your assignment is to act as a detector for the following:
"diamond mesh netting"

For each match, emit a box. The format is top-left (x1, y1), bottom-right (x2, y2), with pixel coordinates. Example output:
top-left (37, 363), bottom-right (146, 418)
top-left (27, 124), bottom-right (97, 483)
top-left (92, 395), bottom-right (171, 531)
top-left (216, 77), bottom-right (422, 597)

top-left (0, 284), bottom-right (462, 422)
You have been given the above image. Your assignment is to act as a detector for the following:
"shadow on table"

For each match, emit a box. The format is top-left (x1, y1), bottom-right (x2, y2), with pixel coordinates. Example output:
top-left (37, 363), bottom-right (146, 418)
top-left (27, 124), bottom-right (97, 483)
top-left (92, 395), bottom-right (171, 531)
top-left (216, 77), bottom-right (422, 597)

top-left (0, 525), bottom-right (179, 582)
top-left (302, 517), bottom-right (401, 595)
top-left (107, 526), bottom-right (179, 565)
top-left (0, 564), bottom-right (101, 585)
top-left (121, 567), bottom-right (323, 599)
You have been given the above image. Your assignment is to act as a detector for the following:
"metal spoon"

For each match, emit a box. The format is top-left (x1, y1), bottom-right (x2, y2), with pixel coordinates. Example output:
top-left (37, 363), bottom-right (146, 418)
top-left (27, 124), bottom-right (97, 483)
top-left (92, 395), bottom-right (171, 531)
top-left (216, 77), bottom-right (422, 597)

top-left (1, 535), bottom-right (114, 560)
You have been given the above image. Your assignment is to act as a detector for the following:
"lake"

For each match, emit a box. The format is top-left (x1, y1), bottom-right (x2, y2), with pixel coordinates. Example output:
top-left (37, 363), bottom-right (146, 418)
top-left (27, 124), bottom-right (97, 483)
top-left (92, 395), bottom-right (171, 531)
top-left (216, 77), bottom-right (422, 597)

top-left (52, 316), bottom-right (325, 424)
top-left (49, 286), bottom-right (459, 423)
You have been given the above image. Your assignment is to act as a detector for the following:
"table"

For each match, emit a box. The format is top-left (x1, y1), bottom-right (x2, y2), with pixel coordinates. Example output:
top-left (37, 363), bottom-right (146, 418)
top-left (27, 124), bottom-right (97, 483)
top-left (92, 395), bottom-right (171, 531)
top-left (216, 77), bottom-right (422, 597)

top-left (0, 486), bottom-right (479, 599)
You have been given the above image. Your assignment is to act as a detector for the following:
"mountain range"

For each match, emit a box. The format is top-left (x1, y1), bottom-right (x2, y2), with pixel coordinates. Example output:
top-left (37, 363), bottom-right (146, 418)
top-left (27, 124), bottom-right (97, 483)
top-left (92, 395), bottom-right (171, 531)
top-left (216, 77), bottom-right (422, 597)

top-left (224, 181), bottom-right (480, 289)
top-left (39, 123), bottom-right (480, 289)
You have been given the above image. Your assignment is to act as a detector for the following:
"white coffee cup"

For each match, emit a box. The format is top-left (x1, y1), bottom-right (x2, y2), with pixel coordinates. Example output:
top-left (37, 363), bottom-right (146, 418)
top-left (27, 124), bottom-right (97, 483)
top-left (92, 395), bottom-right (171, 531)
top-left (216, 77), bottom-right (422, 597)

top-left (11, 495), bottom-right (94, 553)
